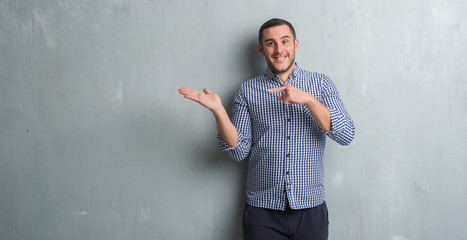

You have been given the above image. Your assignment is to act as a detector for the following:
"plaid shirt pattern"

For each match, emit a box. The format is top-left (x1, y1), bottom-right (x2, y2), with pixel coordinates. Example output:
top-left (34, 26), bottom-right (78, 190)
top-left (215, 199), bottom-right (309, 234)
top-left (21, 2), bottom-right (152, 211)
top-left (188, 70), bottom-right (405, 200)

top-left (219, 64), bottom-right (355, 210)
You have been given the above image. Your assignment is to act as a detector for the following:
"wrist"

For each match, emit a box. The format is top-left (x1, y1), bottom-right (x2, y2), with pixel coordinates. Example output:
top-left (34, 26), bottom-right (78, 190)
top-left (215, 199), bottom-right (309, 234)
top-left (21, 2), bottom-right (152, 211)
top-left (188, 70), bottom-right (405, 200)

top-left (212, 105), bottom-right (227, 117)
top-left (304, 93), bottom-right (316, 107)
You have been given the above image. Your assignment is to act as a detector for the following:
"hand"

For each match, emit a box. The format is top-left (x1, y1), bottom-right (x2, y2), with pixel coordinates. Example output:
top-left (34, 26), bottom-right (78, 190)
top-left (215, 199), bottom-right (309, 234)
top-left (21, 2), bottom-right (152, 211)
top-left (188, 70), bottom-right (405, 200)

top-left (267, 85), bottom-right (313, 105)
top-left (269, 85), bottom-right (332, 131)
top-left (178, 87), bottom-right (223, 112)
top-left (179, 87), bottom-right (238, 146)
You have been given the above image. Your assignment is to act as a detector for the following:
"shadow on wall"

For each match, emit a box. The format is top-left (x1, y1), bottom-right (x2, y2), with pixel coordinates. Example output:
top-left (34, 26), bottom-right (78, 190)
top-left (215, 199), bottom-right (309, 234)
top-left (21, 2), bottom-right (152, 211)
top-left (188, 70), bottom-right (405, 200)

top-left (200, 36), bottom-right (264, 240)
top-left (226, 35), bottom-right (264, 240)
top-left (225, 35), bottom-right (265, 110)
top-left (245, 37), bottom-right (265, 78)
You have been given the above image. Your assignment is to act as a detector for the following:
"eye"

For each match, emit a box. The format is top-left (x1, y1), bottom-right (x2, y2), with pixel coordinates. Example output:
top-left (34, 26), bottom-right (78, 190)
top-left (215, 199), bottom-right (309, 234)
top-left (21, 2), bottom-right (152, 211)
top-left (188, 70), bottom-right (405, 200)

top-left (283, 40), bottom-right (288, 44)
top-left (266, 42), bottom-right (274, 47)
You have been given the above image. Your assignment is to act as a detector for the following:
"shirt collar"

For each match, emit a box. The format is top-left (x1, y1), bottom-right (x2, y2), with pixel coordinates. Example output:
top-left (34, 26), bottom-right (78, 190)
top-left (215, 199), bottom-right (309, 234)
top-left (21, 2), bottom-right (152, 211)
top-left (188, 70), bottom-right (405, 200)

top-left (264, 63), bottom-right (303, 84)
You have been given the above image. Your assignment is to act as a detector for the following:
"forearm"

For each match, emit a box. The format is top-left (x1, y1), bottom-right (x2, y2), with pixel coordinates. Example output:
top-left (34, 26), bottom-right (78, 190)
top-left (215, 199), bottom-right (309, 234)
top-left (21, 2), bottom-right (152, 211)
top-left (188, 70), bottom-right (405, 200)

top-left (305, 96), bottom-right (331, 132)
top-left (213, 107), bottom-right (238, 147)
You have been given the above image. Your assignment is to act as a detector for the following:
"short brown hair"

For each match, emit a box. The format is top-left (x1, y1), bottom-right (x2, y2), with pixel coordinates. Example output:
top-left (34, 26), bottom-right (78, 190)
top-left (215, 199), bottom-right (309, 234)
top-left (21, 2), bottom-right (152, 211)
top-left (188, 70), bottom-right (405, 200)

top-left (258, 18), bottom-right (296, 44)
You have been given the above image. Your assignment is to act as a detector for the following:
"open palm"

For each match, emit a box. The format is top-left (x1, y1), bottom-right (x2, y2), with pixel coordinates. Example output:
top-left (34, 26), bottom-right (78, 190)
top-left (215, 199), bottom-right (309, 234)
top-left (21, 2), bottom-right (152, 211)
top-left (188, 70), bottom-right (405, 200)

top-left (178, 88), bottom-right (222, 112)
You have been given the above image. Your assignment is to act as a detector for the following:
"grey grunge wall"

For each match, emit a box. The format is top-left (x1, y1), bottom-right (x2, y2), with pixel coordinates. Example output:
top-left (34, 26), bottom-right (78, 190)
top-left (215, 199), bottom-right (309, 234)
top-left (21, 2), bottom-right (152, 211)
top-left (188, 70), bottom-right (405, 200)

top-left (1, 0), bottom-right (466, 239)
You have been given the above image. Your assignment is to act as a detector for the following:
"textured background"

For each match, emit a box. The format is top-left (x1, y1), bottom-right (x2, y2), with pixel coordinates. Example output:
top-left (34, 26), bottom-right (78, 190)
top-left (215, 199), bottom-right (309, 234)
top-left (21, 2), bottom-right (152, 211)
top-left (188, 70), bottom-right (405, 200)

top-left (1, 0), bottom-right (466, 239)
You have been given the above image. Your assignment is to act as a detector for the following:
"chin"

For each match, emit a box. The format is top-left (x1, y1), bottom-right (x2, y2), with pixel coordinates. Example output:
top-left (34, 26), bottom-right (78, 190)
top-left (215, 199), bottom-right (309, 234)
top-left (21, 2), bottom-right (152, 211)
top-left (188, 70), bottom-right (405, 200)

top-left (272, 64), bottom-right (293, 74)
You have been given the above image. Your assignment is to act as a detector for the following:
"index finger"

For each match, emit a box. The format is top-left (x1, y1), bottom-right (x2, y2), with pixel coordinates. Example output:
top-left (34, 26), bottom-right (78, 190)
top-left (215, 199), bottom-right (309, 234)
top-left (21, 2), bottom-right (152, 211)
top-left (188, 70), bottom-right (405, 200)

top-left (267, 86), bottom-right (288, 93)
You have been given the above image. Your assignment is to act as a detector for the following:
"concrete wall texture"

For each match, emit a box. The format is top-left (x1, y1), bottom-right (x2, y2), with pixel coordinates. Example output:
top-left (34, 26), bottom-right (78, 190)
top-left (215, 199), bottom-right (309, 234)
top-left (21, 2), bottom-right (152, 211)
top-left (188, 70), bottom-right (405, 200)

top-left (1, 0), bottom-right (466, 239)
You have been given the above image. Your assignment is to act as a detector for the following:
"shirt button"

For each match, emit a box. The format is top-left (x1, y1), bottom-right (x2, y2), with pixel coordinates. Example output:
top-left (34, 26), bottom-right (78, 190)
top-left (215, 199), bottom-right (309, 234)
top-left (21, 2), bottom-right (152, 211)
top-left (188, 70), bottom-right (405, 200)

top-left (287, 118), bottom-right (291, 122)
top-left (286, 154), bottom-right (290, 157)
top-left (287, 136), bottom-right (290, 140)
top-left (286, 171), bottom-right (290, 175)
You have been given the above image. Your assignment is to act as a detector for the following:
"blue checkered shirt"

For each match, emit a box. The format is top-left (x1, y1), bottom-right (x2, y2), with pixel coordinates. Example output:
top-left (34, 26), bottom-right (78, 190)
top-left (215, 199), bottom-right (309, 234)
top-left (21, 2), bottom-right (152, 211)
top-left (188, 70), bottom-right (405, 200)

top-left (218, 64), bottom-right (355, 210)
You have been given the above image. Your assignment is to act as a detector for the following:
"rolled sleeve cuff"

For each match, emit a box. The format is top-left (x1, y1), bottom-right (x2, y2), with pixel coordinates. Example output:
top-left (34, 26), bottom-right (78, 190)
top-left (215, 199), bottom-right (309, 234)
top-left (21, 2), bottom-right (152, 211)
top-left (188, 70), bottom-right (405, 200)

top-left (218, 133), bottom-right (236, 151)
top-left (302, 106), bottom-right (344, 134)
top-left (328, 108), bottom-right (346, 134)
top-left (217, 132), bottom-right (250, 161)
top-left (325, 108), bottom-right (355, 145)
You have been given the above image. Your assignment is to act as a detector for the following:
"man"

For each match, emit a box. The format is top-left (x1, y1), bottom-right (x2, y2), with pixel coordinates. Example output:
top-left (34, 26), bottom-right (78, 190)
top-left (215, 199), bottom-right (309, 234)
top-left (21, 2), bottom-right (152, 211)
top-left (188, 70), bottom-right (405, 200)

top-left (179, 18), bottom-right (355, 240)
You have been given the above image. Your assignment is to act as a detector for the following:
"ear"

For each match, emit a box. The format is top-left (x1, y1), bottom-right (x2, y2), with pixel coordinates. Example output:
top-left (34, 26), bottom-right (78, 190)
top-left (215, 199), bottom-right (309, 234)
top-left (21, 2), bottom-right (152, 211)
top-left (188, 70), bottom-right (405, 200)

top-left (257, 43), bottom-right (265, 56)
top-left (294, 39), bottom-right (299, 51)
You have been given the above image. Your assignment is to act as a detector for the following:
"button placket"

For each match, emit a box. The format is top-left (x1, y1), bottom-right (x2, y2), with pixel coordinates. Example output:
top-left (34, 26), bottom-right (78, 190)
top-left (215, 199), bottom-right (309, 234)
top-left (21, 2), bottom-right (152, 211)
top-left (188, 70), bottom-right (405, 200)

top-left (284, 104), bottom-right (292, 186)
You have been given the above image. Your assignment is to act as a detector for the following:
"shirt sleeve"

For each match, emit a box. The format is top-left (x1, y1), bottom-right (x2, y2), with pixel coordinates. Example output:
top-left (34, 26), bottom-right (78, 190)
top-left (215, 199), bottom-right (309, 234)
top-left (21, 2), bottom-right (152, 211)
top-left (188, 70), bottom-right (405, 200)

top-left (320, 75), bottom-right (355, 145)
top-left (217, 84), bottom-right (252, 161)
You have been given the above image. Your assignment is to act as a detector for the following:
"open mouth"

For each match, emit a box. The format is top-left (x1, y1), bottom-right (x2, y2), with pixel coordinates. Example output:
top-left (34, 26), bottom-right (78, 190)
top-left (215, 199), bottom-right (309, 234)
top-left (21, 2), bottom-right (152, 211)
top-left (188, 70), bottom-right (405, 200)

top-left (273, 55), bottom-right (288, 62)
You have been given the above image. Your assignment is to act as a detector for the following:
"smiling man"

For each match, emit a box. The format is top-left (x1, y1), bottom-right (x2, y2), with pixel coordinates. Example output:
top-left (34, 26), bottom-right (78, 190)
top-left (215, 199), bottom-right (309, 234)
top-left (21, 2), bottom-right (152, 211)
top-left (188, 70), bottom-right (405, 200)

top-left (179, 18), bottom-right (355, 240)
top-left (259, 21), bottom-right (298, 80)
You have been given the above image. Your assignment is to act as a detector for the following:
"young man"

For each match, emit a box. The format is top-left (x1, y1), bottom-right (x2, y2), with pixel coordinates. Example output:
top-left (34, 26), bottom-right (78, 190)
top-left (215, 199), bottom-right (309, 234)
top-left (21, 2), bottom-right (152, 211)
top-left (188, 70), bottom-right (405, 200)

top-left (179, 18), bottom-right (355, 240)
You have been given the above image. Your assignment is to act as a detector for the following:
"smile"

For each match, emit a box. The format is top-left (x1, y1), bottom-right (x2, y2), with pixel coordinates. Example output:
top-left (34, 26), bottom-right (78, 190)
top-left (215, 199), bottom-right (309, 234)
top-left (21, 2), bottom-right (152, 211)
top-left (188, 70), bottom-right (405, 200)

top-left (274, 56), bottom-right (287, 61)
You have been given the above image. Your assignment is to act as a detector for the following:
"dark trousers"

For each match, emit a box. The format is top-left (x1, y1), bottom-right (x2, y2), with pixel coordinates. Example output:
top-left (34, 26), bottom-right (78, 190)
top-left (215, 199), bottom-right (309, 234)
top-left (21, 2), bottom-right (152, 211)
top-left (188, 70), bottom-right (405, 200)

top-left (242, 202), bottom-right (329, 240)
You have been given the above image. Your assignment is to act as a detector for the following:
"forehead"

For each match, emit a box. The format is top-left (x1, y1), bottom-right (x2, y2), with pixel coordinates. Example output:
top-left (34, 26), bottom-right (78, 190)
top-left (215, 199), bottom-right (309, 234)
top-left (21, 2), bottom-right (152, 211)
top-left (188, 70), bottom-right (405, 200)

top-left (262, 25), bottom-right (293, 41)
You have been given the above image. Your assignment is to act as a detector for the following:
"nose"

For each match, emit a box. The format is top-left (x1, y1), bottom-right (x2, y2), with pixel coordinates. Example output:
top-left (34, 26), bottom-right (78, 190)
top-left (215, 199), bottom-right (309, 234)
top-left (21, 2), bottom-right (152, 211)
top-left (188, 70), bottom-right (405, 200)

top-left (274, 44), bottom-right (283, 54)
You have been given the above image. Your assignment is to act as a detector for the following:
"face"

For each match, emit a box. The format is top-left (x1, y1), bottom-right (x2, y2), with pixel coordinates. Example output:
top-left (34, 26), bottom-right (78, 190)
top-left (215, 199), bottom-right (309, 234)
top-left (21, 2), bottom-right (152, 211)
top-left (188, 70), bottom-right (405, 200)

top-left (258, 24), bottom-right (299, 77)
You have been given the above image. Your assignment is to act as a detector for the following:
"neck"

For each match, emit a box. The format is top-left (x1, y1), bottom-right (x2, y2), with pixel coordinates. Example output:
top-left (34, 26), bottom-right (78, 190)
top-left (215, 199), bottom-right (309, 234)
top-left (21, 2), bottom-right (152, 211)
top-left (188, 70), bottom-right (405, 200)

top-left (275, 63), bottom-right (296, 84)
top-left (278, 73), bottom-right (290, 84)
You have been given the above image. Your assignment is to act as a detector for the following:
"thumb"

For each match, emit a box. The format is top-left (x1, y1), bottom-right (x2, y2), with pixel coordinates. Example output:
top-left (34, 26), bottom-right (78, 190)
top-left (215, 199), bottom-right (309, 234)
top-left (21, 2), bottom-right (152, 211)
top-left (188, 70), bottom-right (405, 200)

top-left (203, 88), bottom-right (212, 94)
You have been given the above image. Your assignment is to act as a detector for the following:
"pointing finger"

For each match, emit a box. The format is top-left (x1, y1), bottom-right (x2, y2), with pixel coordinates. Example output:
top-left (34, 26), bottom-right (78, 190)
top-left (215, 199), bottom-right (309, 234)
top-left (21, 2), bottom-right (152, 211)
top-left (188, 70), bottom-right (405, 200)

top-left (267, 86), bottom-right (288, 93)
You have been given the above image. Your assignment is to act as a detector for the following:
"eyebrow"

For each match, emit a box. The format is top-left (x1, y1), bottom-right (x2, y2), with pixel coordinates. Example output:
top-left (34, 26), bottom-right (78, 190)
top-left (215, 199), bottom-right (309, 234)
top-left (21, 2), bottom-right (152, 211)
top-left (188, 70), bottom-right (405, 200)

top-left (264, 35), bottom-right (293, 43)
